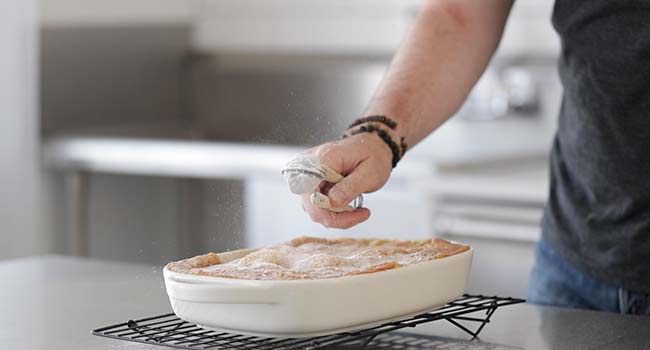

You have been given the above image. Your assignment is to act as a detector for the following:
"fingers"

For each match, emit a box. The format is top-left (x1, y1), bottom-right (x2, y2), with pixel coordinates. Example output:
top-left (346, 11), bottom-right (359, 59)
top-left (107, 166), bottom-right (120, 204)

top-left (327, 161), bottom-right (386, 208)
top-left (299, 134), bottom-right (392, 229)
top-left (301, 193), bottom-right (371, 229)
top-left (305, 140), bottom-right (365, 175)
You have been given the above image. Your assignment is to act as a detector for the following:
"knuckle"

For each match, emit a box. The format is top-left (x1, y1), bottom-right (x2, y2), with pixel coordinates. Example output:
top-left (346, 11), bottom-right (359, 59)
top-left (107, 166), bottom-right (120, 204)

top-left (320, 219), bottom-right (332, 228)
top-left (315, 143), bottom-right (339, 161)
top-left (303, 144), bottom-right (319, 153)
top-left (307, 207), bottom-right (335, 228)
top-left (316, 144), bottom-right (334, 157)
top-left (369, 167), bottom-right (390, 190)
top-left (304, 205), bottom-right (322, 221)
top-left (367, 178), bottom-right (385, 193)
top-left (304, 143), bottom-right (335, 160)
top-left (332, 184), bottom-right (350, 200)
top-left (307, 211), bottom-right (318, 221)
top-left (338, 221), bottom-right (355, 230)
top-left (324, 212), bottom-right (341, 228)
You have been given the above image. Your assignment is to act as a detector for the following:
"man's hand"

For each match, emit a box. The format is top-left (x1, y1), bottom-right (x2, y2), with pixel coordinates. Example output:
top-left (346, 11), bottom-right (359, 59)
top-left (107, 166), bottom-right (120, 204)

top-left (301, 133), bottom-right (393, 229)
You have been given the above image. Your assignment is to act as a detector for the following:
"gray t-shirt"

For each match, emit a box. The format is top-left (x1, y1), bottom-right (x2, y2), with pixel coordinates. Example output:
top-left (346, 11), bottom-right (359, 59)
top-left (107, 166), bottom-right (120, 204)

top-left (543, 1), bottom-right (650, 292)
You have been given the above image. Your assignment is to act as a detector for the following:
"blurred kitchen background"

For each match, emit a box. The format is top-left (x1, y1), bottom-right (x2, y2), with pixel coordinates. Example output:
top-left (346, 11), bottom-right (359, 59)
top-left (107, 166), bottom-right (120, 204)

top-left (2, 0), bottom-right (560, 298)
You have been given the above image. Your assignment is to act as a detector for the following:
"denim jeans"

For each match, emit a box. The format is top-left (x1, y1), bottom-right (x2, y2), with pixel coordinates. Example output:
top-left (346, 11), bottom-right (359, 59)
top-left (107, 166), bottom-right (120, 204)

top-left (526, 238), bottom-right (650, 315)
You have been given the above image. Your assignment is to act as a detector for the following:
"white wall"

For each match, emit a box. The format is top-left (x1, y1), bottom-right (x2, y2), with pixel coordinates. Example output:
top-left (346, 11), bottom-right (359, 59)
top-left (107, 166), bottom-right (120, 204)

top-left (193, 0), bottom-right (559, 56)
top-left (39, 0), bottom-right (559, 55)
top-left (193, 0), bottom-right (419, 54)
top-left (500, 0), bottom-right (559, 56)
top-left (40, 0), bottom-right (199, 26)
top-left (0, 0), bottom-right (42, 260)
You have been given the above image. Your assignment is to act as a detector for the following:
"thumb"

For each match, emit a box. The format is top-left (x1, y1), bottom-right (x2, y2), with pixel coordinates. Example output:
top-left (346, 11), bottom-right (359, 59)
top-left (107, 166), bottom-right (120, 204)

top-left (327, 161), bottom-right (382, 208)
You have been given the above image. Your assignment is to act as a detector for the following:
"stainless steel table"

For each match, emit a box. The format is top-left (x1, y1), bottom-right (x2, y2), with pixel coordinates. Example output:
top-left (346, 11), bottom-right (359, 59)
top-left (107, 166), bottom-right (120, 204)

top-left (1, 256), bottom-right (648, 350)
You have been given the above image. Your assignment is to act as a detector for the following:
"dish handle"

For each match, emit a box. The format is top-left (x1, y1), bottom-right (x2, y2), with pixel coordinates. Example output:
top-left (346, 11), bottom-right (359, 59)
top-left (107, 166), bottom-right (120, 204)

top-left (165, 279), bottom-right (278, 305)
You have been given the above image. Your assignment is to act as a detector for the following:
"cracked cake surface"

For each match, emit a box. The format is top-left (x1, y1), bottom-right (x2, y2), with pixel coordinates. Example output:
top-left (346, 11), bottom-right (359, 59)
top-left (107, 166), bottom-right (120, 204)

top-left (166, 236), bottom-right (470, 280)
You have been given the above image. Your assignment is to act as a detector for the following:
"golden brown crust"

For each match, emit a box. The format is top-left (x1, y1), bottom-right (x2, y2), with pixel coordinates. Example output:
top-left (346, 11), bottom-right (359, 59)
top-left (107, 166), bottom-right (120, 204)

top-left (167, 236), bottom-right (469, 281)
top-left (287, 236), bottom-right (333, 247)
top-left (346, 261), bottom-right (402, 276)
top-left (165, 252), bottom-right (221, 274)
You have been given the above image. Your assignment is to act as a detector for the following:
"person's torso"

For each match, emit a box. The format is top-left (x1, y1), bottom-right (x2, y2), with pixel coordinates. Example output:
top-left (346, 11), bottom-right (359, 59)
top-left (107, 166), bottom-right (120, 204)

top-left (543, 0), bottom-right (650, 292)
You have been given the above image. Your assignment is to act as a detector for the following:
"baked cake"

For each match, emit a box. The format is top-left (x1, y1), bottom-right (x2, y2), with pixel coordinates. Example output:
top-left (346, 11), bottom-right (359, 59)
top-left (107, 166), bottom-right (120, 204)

top-left (166, 236), bottom-right (470, 280)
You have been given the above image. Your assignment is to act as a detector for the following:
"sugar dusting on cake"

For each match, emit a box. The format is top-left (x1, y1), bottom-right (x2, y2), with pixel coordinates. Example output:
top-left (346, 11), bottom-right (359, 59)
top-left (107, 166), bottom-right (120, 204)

top-left (167, 236), bottom-right (470, 280)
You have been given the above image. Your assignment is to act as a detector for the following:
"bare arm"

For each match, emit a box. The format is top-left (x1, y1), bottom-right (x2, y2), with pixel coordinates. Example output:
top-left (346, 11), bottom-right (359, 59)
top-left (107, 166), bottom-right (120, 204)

top-left (367, 0), bottom-right (514, 147)
top-left (302, 0), bottom-right (514, 228)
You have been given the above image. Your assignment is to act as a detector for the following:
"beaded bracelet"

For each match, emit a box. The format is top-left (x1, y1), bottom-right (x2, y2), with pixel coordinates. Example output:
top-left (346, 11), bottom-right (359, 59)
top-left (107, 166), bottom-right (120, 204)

top-left (399, 136), bottom-right (408, 157)
top-left (343, 115), bottom-right (409, 164)
top-left (342, 124), bottom-right (402, 168)
top-left (347, 115), bottom-right (398, 130)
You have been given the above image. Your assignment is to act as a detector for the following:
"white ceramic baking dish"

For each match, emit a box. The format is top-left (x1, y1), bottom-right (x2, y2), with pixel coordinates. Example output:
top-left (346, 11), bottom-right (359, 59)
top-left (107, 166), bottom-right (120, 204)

top-left (163, 246), bottom-right (472, 338)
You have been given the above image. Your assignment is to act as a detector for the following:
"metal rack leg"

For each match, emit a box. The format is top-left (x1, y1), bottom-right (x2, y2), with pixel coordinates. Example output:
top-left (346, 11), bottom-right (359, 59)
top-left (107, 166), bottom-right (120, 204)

top-left (473, 305), bottom-right (498, 337)
top-left (445, 304), bottom-right (498, 339)
top-left (358, 334), bottom-right (379, 350)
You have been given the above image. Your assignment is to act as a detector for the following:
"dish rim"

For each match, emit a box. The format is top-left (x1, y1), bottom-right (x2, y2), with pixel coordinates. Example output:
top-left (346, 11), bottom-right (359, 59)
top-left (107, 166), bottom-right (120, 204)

top-left (164, 246), bottom-right (473, 286)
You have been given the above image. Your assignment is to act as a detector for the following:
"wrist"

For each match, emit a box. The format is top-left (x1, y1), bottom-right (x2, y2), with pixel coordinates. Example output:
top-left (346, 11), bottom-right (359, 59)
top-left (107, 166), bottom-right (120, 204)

top-left (342, 115), bottom-right (407, 168)
top-left (363, 98), bottom-right (415, 147)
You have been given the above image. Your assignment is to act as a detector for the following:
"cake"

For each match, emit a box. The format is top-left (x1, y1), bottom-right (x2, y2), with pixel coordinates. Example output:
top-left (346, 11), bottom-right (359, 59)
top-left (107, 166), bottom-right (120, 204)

top-left (166, 236), bottom-right (470, 281)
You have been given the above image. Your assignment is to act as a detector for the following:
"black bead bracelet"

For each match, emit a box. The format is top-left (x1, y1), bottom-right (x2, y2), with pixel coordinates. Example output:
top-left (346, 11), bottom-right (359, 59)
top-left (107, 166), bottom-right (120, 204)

top-left (343, 124), bottom-right (402, 168)
top-left (347, 115), bottom-right (398, 130)
top-left (399, 136), bottom-right (408, 157)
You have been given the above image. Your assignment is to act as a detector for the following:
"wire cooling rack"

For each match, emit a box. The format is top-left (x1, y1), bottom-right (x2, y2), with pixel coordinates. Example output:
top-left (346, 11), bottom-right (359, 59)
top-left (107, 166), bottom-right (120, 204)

top-left (92, 294), bottom-right (524, 350)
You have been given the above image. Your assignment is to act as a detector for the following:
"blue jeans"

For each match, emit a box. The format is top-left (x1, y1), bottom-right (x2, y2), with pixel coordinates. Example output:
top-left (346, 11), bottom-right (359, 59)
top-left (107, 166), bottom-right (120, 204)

top-left (526, 238), bottom-right (650, 315)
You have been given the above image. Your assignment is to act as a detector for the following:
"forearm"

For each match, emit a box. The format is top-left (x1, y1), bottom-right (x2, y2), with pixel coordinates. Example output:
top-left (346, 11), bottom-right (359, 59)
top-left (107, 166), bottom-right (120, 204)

top-left (365, 0), bottom-right (513, 147)
top-left (300, 0), bottom-right (513, 228)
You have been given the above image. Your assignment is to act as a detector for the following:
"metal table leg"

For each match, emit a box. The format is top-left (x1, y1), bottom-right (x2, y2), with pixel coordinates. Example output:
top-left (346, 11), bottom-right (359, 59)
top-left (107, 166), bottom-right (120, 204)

top-left (64, 171), bottom-right (89, 257)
